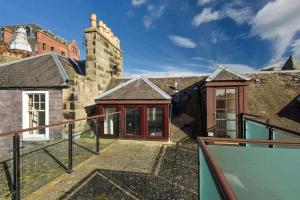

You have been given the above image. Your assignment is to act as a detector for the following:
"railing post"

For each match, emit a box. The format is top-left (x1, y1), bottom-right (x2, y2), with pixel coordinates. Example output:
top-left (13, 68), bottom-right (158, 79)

top-left (95, 118), bottom-right (100, 155)
top-left (68, 123), bottom-right (73, 174)
top-left (12, 134), bottom-right (20, 200)
top-left (239, 113), bottom-right (244, 139)
top-left (268, 127), bottom-right (274, 148)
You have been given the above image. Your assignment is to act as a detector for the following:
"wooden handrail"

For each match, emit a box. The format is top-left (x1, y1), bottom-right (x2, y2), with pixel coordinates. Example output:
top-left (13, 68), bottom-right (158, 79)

top-left (0, 112), bottom-right (121, 137)
top-left (202, 137), bottom-right (300, 145)
top-left (198, 137), bottom-right (237, 200)
top-left (240, 112), bottom-right (266, 119)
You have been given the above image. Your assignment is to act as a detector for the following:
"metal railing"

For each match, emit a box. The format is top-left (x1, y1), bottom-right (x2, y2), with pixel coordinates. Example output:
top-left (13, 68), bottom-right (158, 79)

top-left (0, 112), bottom-right (120, 200)
top-left (197, 137), bottom-right (300, 200)
top-left (240, 113), bottom-right (300, 147)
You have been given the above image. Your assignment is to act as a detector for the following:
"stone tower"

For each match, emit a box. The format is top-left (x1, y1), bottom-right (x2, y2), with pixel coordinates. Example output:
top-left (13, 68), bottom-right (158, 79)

top-left (85, 13), bottom-right (123, 94)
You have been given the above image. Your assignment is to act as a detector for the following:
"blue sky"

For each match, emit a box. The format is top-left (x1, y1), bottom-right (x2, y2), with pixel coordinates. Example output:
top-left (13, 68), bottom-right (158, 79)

top-left (1, 0), bottom-right (300, 76)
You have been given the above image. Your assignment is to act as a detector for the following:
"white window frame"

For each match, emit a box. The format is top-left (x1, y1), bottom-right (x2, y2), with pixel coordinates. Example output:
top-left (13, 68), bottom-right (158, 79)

top-left (22, 91), bottom-right (49, 141)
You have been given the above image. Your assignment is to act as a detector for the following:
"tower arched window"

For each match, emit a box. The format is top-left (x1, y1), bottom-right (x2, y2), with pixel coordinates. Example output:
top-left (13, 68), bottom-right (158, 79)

top-left (25, 26), bottom-right (31, 36)
top-left (0, 28), bottom-right (4, 39)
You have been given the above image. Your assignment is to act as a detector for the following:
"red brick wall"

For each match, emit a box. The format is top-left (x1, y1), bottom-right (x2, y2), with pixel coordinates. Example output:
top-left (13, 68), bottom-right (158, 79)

top-left (2, 28), bottom-right (13, 44)
top-left (68, 40), bottom-right (80, 60)
top-left (36, 31), bottom-right (80, 60)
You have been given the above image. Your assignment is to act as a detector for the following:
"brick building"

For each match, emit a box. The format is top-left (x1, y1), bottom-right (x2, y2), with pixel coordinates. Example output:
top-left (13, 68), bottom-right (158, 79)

top-left (0, 23), bottom-right (80, 63)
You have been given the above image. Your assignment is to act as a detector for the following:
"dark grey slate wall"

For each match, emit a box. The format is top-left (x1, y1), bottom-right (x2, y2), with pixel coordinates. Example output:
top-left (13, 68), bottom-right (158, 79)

top-left (0, 89), bottom-right (63, 160)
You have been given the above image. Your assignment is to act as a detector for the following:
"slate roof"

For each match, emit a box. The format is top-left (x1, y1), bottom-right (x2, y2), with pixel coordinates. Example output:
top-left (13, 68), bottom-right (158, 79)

top-left (96, 76), bottom-right (172, 100)
top-left (150, 76), bottom-right (207, 96)
top-left (0, 53), bottom-right (82, 88)
top-left (206, 66), bottom-right (250, 82)
top-left (247, 71), bottom-right (300, 133)
top-left (108, 76), bottom-right (207, 97)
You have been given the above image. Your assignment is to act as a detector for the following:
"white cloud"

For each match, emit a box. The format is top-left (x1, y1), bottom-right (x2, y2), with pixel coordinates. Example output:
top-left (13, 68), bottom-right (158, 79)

top-left (192, 2), bottom-right (253, 26)
top-left (132, 0), bottom-right (146, 7)
top-left (251, 0), bottom-right (300, 62)
top-left (192, 7), bottom-right (222, 26)
top-left (197, 0), bottom-right (213, 6)
top-left (291, 39), bottom-right (300, 60)
top-left (169, 35), bottom-right (197, 48)
top-left (210, 31), bottom-right (230, 44)
top-left (127, 10), bottom-right (135, 17)
top-left (224, 6), bottom-right (253, 25)
top-left (210, 62), bottom-right (256, 73)
top-left (192, 57), bottom-right (206, 60)
top-left (143, 4), bottom-right (166, 29)
top-left (261, 59), bottom-right (286, 70)
top-left (125, 67), bottom-right (208, 78)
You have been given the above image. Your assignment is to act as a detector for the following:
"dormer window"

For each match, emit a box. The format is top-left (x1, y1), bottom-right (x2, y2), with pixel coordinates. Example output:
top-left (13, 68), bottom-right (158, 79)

top-left (0, 28), bottom-right (4, 39)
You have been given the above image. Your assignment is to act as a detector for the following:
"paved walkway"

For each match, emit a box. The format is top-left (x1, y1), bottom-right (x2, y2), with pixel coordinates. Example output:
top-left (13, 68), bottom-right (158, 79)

top-left (25, 140), bottom-right (166, 200)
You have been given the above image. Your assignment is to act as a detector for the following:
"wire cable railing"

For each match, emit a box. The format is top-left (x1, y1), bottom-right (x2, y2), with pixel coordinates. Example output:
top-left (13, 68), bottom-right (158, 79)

top-left (0, 112), bottom-right (120, 200)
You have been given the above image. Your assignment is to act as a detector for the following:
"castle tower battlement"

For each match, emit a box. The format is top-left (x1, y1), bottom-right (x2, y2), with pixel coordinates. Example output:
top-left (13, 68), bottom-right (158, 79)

top-left (85, 14), bottom-right (121, 50)
top-left (84, 13), bottom-right (123, 94)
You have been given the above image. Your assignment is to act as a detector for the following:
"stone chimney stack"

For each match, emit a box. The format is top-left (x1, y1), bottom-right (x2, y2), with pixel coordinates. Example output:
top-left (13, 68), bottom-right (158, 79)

top-left (90, 13), bottom-right (97, 28)
top-left (84, 13), bottom-right (123, 95)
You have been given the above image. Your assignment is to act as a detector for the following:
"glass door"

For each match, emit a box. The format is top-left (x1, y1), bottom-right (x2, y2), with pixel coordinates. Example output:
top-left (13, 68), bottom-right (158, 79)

top-left (103, 107), bottom-right (119, 136)
top-left (147, 107), bottom-right (163, 137)
top-left (125, 107), bottom-right (140, 136)
top-left (215, 88), bottom-right (237, 138)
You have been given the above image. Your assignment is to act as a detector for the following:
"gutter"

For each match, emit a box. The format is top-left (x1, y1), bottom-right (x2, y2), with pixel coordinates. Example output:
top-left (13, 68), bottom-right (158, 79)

top-left (51, 52), bottom-right (69, 85)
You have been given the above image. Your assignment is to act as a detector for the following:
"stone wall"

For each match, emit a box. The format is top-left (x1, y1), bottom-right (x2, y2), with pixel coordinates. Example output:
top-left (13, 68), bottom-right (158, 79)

top-left (60, 14), bottom-right (123, 133)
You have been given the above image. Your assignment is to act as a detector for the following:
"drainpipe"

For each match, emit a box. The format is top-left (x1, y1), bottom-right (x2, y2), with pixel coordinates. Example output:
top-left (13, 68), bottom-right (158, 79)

top-left (169, 103), bottom-right (172, 142)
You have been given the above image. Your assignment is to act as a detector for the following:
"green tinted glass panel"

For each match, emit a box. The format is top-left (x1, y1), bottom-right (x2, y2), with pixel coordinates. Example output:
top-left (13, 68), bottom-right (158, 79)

top-left (199, 148), bottom-right (222, 200)
top-left (273, 130), bottom-right (300, 149)
top-left (245, 120), bottom-right (269, 147)
top-left (209, 145), bottom-right (300, 200)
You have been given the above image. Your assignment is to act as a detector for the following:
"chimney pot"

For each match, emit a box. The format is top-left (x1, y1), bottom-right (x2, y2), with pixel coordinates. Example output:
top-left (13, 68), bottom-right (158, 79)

top-left (90, 13), bottom-right (97, 28)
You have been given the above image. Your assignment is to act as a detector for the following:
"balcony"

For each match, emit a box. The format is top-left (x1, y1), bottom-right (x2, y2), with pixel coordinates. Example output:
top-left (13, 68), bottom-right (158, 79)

top-left (198, 113), bottom-right (300, 200)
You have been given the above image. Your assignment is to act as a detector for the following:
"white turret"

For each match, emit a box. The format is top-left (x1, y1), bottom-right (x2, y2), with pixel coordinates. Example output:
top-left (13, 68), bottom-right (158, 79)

top-left (10, 26), bottom-right (32, 52)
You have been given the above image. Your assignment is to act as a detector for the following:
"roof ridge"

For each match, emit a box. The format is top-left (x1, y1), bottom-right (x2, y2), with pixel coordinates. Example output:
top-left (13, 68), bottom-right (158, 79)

top-left (206, 66), bottom-right (250, 81)
top-left (121, 74), bottom-right (210, 79)
top-left (0, 53), bottom-right (52, 68)
top-left (140, 76), bottom-right (171, 99)
top-left (245, 69), bottom-right (300, 75)
top-left (0, 23), bottom-right (43, 29)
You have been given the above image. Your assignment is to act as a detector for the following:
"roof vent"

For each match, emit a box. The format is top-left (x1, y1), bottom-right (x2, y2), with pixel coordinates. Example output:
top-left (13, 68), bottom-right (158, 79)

top-left (254, 79), bottom-right (262, 84)
top-left (293, 77), bottom-right (300, 82)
